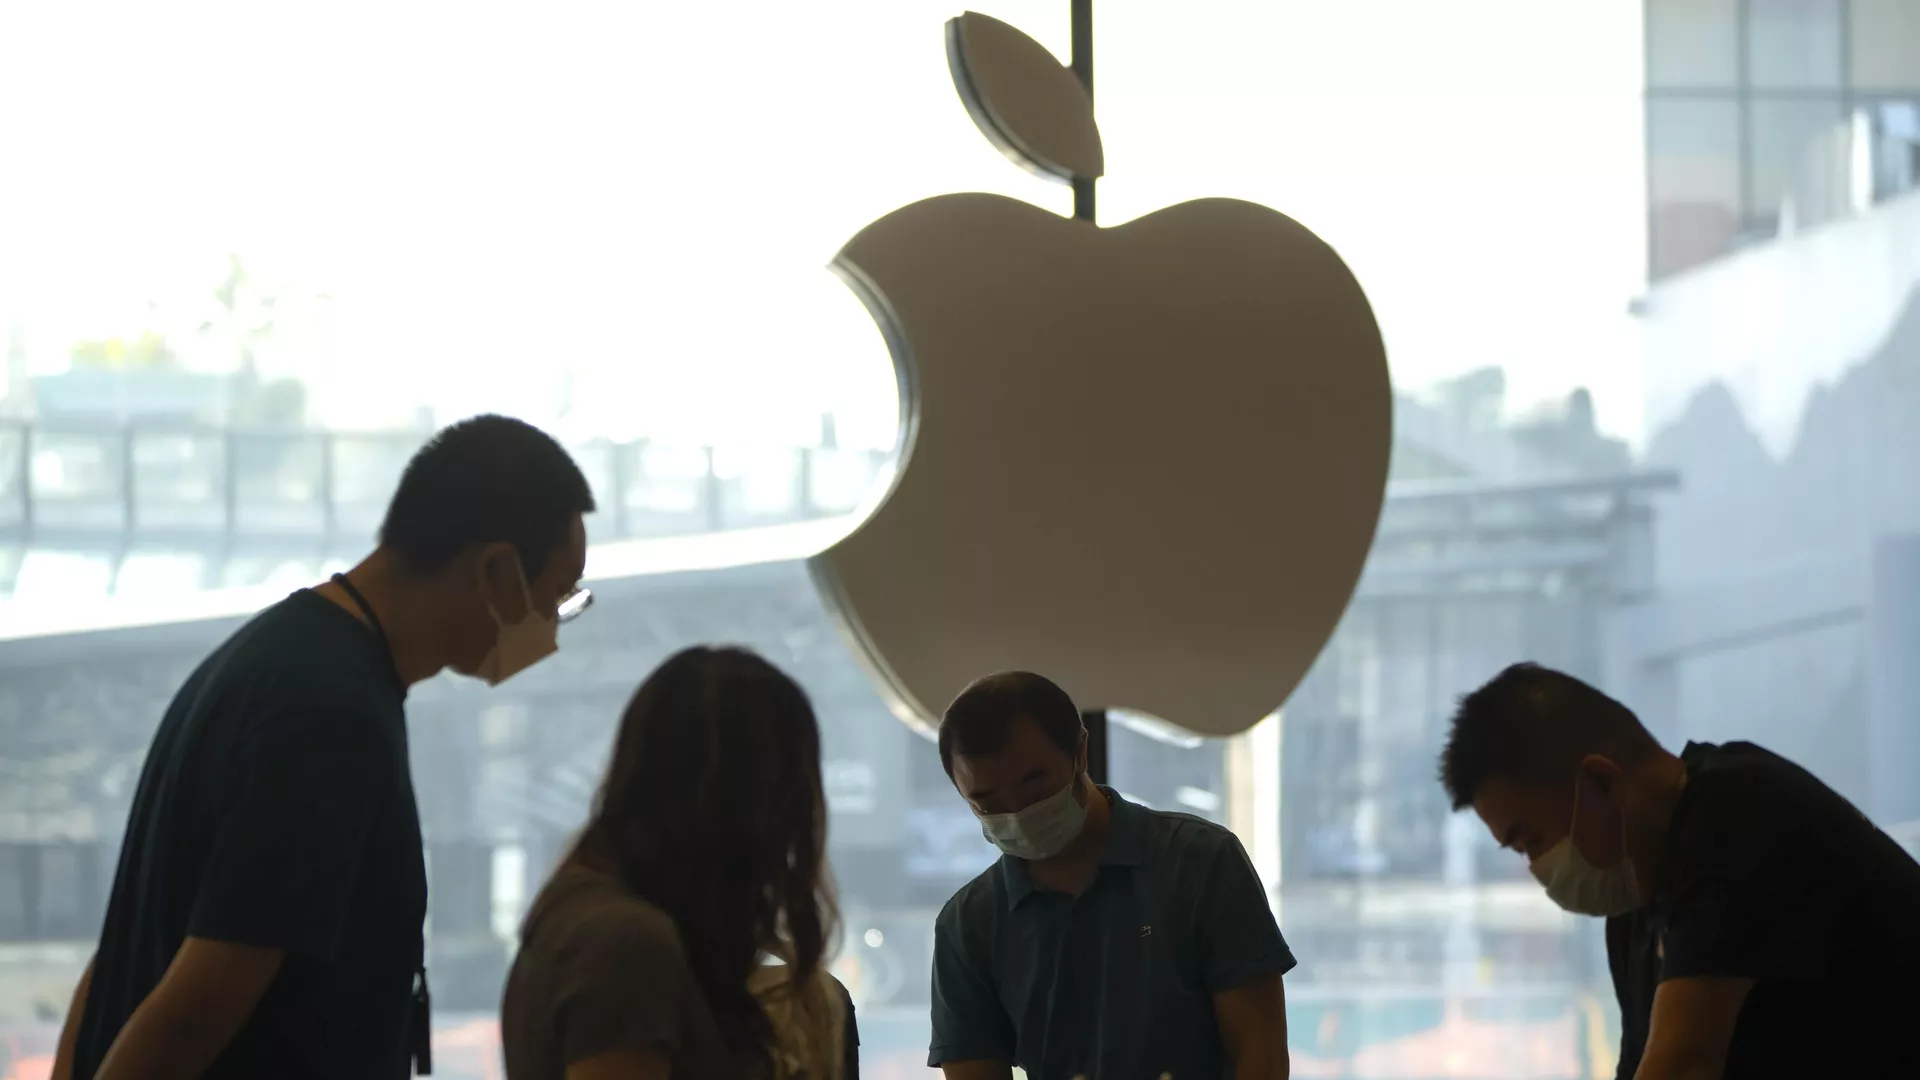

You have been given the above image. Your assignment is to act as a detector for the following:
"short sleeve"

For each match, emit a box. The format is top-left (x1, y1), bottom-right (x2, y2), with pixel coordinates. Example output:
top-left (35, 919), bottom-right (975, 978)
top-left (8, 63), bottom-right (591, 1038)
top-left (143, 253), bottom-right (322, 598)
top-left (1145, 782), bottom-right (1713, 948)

top-left (1198, 831), bottom-right (1297, 992)
top-left (188, 710), bottom-right (388, 960)
top-left (927, 906), bottom-right (1015, 1067)
top-left (556, 911), bottom-right (692, 1065)
top-left (1660, 771), bottom-right (1838, 984)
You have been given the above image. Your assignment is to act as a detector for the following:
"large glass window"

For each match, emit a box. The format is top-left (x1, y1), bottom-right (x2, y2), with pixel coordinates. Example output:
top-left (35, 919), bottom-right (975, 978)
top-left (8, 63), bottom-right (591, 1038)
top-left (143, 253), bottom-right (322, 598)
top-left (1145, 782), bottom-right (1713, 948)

top-left (1647, 0), bottom-right (1740, 90)
top-left (1864, 96), bottom-right (1920, 202)
top-left (1849, 0), bottom-right (1920, 93)
top-left (13, 2), bottom-right (1914, 1079)
top-left (1648, 98), bottom-right (1743, 278)
top-left (1644, 0), bottom-right (1919, 278)
top-left (1745, 0), bottom-right (1845, 91)
top-left (1746, 97), bottom-right (1852, 231)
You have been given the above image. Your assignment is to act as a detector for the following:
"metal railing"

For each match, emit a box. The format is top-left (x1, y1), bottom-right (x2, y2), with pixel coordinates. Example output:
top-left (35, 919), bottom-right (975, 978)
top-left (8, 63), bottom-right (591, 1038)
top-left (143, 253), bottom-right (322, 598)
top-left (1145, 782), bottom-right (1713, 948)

top-left (0, 415), bottom-right (1678, 595)
top-left (0, 419), bottom-right (890, 555)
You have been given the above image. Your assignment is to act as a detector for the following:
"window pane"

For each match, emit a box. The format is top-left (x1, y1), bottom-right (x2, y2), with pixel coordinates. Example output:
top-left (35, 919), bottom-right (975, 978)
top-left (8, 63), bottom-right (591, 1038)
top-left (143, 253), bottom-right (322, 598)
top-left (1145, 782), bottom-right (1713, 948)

top-left (1746, 98), bottom-right (1850, 233)
top-left (1648, 98), bottom-right (1743, 278)
top-left (1746, 0), bottom-right (1843, 90)
top-left (1863, 97), bottom-right (1920, 202)
top-left (1850, 0), bottom-right (1920, 92)
top-left (1647, 0), bottom-right (1739, 89)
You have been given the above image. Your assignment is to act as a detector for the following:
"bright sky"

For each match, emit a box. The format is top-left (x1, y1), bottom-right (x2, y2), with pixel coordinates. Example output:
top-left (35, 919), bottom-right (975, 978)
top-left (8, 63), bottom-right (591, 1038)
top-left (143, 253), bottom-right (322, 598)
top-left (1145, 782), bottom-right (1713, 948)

top-left (0, 0), bottom-right (1647, 449)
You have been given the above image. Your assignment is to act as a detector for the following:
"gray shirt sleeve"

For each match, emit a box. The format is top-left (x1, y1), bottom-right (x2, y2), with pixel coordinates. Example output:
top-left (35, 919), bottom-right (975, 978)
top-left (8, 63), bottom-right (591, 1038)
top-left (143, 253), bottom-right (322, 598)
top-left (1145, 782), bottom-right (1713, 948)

top-left (554, 905), bottom-right (696, 1065)
top-left (928, 903), bottom-right (1015, 1066)
top-left (1197, 830), bottom-right (1297, 992)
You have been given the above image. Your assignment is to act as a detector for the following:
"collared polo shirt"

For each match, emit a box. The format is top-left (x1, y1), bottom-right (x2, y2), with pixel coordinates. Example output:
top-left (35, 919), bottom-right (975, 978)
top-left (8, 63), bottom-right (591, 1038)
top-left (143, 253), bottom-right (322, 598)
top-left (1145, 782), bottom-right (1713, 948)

top-left (930, 789), bottom-right (1295, 1080)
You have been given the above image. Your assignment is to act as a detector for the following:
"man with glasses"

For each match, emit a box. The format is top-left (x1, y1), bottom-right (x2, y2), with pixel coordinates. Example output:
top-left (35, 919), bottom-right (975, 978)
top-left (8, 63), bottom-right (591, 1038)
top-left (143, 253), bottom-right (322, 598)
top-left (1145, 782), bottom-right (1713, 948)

top-left (55, 414), bottom-right (597, 1080)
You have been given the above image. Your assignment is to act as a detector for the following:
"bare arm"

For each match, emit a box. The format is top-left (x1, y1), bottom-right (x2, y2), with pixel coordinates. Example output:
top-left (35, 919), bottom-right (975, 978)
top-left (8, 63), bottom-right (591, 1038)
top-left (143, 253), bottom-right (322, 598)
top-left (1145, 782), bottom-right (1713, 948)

top-left (938, 1062), bottom-right (1014, 1080)
top-left (566, 1049), bottom-right (673, 1080)
top-left (1215, 972), bottom-right (1289, 1080)
top-left (1631, 976), bottom-right (1753, 1080)
top-left (50, 956), bottom-right (95, 1080)
top-left (90, 938), bottom-right (283, 1080)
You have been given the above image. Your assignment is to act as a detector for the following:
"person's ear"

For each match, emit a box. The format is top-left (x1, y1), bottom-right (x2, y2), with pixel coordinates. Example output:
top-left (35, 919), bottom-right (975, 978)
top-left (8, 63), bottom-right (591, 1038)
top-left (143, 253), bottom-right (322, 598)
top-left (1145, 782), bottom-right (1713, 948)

top-left (475, 543), bottom-right (531, 622)
top-left (1571, 755), bottom-right (1628, 868)
top-left (1577, 754), bottom-right (1627, 803)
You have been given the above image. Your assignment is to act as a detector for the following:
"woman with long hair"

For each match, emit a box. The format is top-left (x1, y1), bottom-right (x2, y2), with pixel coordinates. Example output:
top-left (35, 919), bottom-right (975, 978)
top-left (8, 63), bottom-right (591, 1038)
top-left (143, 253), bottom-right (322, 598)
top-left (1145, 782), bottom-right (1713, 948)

top-left (502, 646), bottom-right (853, 1080)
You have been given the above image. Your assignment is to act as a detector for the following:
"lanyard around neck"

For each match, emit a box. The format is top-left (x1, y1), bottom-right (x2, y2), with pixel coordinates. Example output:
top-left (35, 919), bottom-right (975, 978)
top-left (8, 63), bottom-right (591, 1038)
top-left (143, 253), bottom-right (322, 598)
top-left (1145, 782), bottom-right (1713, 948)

top-left (331, 573), bottom-right (407, 697)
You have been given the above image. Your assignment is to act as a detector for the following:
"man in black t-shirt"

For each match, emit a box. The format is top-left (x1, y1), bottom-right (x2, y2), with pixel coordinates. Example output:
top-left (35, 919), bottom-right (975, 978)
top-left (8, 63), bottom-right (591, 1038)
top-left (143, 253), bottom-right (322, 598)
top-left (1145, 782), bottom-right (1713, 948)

top-left (1437, 662), bottom-right (1920, 1080)
top-left (52, 415), bottom-right (597, 1080)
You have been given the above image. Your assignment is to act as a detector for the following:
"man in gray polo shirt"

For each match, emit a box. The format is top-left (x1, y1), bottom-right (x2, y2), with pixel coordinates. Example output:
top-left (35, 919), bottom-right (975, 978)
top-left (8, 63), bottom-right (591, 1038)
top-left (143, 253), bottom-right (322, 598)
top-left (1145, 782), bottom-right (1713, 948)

top-left (928, 672), bottom-right (1294, 1080)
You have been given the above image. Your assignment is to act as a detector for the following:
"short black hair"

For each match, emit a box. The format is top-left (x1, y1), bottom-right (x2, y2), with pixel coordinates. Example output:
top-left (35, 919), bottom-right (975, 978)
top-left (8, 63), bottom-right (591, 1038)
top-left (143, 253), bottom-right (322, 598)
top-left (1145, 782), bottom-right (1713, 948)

top-left (939, 671), bottom-right (1084, 776)
top-left (379, 414), bottom-right (596, 578)
top-left (1438, 662), bottom-right (1657, 810)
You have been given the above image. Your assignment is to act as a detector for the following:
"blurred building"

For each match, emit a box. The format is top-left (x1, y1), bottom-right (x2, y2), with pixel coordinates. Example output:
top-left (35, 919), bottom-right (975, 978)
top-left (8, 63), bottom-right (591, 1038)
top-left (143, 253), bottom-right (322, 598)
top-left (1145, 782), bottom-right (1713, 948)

top-left (1275, 379), bottom-right (1660, 1075)
top-left (0, 383), bottom-right (1656, 1077)
top-left (1628, 0), bottom-right (1920, 828)
top-left (1645, 0), bottom-right (1920, 280)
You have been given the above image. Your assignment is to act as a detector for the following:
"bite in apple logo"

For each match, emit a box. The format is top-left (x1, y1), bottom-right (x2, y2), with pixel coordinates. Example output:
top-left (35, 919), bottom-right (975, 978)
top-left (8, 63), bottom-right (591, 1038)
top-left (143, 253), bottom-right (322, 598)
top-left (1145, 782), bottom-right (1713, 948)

top-left (812, 11), bottom-right (1392, 738)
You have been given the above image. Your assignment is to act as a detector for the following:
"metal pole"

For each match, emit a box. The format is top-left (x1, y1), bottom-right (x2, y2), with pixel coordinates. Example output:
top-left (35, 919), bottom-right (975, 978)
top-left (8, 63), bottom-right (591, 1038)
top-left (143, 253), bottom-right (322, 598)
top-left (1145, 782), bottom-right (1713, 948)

top-left (1869, 535), bottom-right (1920, 824)
top-left (1082, 708), bottom-right (1109, 786)
top-left (1071, 0), bottom-right (1095, 223)
top-left (1069, 0), bottom-right (1101, 778)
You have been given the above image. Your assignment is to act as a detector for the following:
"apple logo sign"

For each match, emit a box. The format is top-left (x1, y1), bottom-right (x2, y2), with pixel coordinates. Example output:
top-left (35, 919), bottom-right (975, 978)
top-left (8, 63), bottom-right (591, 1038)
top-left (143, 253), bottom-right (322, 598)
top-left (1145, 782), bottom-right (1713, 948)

top-left (811, 11), bottom-right (1391, 739)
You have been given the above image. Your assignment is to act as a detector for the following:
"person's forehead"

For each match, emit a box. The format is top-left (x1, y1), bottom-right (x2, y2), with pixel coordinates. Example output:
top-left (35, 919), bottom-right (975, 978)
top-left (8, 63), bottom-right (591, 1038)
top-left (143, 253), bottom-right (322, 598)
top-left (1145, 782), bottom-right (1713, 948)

top-left (1472, 776), bottom-right (1565, 847)
top-left (999, 714), bottom-right (1065, 754)
top-left (1471, 787), bottom-right (1522, 845)
top-left (953, 718), bottom-right (1068, 781)
top-left (955, 733), bottom-right (1046, 777)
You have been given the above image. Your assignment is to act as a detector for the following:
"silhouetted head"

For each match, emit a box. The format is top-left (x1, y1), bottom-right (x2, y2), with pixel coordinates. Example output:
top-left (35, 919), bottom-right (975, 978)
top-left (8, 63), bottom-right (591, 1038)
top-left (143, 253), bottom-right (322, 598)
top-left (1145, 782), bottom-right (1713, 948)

top-left (938, 671), bottom-right (1102, 862)
top-left (376, 414), bottom-right (596, 683)
top-left (575, 646), bottom-right (836, 1074)
top-left (1439, 662), bottom-right (1680, 912)
top-left (939, 670), bottom-right (1087, 813)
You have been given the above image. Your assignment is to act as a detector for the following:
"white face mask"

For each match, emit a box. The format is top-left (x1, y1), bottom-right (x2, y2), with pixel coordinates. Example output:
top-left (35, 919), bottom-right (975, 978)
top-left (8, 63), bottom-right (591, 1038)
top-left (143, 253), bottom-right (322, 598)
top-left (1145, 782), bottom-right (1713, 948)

top-left (1530, 839), bottom-right (1639, 916)
top-left (976, 774), bottom-right (1089, 861)
top-left (1530, 777), bottom-right (1639, 917)
top-left (473, 562), bottom-right (558, 686)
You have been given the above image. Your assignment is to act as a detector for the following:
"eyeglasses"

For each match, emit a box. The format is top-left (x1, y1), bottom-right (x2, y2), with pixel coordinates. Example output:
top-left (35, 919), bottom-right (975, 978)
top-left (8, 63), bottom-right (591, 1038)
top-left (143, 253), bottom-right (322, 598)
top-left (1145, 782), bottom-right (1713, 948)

top-left (557, 587), bottom-right (594, 625)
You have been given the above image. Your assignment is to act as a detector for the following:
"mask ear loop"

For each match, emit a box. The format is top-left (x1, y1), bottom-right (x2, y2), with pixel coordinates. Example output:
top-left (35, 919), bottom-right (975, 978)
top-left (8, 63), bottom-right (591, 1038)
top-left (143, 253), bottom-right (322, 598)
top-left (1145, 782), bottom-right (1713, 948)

top-left (1567, 772), bottom-right (1602, 866)
top-left (1610, 780), bottom-right (1634, 881)
top-left (515, 566), bottom-right (543, 625)
top-left (1571, 769), bottom-right (1630, 871)
top-left (482, 545), bottom-right (546, 622)
top-left (475, 547), bottom-right (515, 626)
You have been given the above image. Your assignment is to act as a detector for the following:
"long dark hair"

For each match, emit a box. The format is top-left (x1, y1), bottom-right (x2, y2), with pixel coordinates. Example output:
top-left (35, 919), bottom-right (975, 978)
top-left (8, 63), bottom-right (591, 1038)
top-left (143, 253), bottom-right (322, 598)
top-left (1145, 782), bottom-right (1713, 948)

top-left (572, 646), bottom-right (837, 1076)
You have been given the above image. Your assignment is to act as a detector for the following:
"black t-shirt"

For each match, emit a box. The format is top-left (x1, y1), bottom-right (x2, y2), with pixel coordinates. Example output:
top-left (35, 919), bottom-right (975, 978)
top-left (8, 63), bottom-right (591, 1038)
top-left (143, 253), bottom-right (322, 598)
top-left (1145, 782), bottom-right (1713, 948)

top-left (74, 590), bottom-right (428, 1080)
top-left (1604, 907), bottom-right (1660, 1080)
top-left (1607, 740), bottom-right (1920, 1078)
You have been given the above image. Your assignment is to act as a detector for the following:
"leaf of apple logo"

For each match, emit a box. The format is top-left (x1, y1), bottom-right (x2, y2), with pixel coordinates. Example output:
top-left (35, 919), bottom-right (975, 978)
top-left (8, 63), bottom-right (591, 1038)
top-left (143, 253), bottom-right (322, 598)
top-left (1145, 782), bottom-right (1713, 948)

top-left (811, 11), bottom-right (1392, 739)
